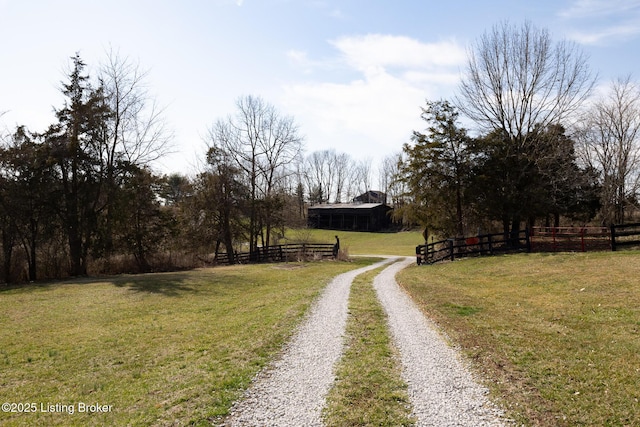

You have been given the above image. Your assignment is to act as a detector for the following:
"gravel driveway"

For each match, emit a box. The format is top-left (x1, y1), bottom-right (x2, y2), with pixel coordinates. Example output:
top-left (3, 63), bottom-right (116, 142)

top-left (223, 258), bottom-right (395, 426)
top-left (374, 257), bottom-right (507, 426)
top-left (223, 257), bottom-right (508, 426)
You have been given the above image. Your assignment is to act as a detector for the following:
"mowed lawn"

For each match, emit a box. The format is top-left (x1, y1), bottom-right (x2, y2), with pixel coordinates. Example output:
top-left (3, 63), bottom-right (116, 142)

top-left (0, 259), bottom-right (376, 426)
top-left (398, 252), bottom-right (640, 426)
top-left (284, 228), bottom-right (424, 256)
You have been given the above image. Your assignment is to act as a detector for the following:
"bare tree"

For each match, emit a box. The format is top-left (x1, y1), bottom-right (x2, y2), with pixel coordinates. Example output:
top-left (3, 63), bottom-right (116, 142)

top-left (576, 76), bottom-right (640, 224)
top-left (457, 20), bottom-right (595, 145)
top-left (303, 149), bottom-right (355, 204)
top-left (97, 49), bottom-right (172, 256)
top-left (456, 20), bottom-right (595, 233)
top-left (379, 152), bottom-right (405, 206)
top-left (208, 95), bottom-right (303, 255)
top-left (99, 48), bottom-right (173, 166)
top-left (304, 150), bottom-right (334, 204)
top-left (353, 158), bottom-right (373, 199)
top-left (333, 152), bottom-right (351, 203)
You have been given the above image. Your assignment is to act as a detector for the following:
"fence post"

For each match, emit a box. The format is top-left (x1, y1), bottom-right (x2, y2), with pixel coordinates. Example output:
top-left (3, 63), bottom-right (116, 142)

top-left (525, 228), bottom-right (531, 253)
top-left (610, 224), bottom-right (617, 251)
top-left (448, 239), bottom-right (455, 261)
top-left (488, 234), bottom-right (493, 254)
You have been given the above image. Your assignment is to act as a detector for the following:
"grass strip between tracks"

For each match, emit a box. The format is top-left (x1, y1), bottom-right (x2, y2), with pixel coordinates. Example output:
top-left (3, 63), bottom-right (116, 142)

top-left (324, 263), bottom-right (414, 426)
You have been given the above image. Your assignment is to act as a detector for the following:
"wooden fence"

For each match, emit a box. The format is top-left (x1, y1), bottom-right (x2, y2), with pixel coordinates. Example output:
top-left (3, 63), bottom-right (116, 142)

top-left (216, 243), bottom-right (337, 265)
top-left (416, 223), bottom-right (640, 265)
top-left (530, 226), bottom-right (611, 252)
top-left (611, 222), bottom-right (640, 251)
top-left (416, 230), bottom-right (530, 265)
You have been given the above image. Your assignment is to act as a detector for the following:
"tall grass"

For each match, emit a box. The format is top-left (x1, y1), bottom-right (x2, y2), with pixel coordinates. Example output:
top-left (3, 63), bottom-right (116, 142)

top-left (0, 259), bottom-right (375, 426)
top-left (398, 252), bottom-right (640, 426)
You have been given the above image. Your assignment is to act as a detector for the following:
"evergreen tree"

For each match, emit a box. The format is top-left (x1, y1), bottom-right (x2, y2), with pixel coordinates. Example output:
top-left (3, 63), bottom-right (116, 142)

top-left (399, 100), bottom-right (471, 237)
top-left (45, 54), bottom-right (111, 276)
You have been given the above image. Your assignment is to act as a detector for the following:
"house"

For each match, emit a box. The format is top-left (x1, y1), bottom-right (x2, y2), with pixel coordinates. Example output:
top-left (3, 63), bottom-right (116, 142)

top-left (352, 190), bottom-right (387, 204)
top-left (307, 202), bottom-right (393, 232)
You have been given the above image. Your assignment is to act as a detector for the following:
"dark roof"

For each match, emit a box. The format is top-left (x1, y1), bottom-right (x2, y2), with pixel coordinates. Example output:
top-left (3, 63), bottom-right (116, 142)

top-left (308, 203), bottom-right (387, 210)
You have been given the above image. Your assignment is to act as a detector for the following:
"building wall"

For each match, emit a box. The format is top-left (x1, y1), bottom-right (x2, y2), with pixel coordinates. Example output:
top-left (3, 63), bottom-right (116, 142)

top-left (307, 204), bottom-right (392, 231)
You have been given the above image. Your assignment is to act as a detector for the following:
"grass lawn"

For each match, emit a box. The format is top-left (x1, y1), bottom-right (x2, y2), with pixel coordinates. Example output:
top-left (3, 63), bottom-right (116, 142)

top-left (398, 251), bottom-right (640, 426)
top-left (283, 228), bottom-right (424, 256)
top-left (0, 259), bottom-right (375, 426)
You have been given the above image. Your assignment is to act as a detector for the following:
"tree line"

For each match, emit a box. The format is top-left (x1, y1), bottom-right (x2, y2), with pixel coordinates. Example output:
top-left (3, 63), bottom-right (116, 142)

top-left (0, 53), bottom-right (389, 283)
top-left (397, 21), bottom-right (640, 240)
top-left (3, 21), bottom-right (640, 282)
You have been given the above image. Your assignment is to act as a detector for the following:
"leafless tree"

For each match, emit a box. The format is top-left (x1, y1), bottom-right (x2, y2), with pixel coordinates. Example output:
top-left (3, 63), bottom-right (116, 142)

top-left (99, 48), bottom-right (173, 167)
top-left (456, 20), bottom-right (595, 233)
top-left (576, 76), bottom-right (640, 224)
top-left (304, 150), bottom-right (335, 204)
top-left (457, 20), bottom-right (595, 147)
top-left (208, 95), bottom-right (303, 254)
top-left (97, 49), bottom-right (173, 255)
top-left (303, 149), bottom-right (357, 204)
top-left (353, 157), bottom-right (373, 199)
top-left (378, 152), bottom-right (404, 206)
top-left (333, 152), bottom-right (351, 203)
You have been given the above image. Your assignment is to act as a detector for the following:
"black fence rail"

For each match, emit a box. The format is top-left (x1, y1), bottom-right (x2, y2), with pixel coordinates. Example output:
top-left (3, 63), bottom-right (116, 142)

top-left (216, 243), bottom-right (337, 265)
top-left (611, 223), bottom-right (640, 251)
top-left (416, 223), bottom-right (640, 265)
top-left (530, 226), bottom-right (611, 252)
top-left (416, 230), bottom-right (530, 265)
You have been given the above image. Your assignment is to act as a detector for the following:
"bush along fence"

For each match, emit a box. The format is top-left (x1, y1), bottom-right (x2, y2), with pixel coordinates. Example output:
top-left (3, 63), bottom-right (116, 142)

top-left (417, 223), bottom-right (640, 265)
top-left (216, 242), bottom-right (338, 265)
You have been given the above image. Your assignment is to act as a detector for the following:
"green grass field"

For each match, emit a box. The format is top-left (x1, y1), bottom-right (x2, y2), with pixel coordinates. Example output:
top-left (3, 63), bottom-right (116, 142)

top-left (0, 259), bottom-right (376, 426)
top-left (3, 226), bottom-right (639, 426)
top-left (282, 228), bottom-right (424, 256)
top-left (398, 251), bottom-right (640, 426)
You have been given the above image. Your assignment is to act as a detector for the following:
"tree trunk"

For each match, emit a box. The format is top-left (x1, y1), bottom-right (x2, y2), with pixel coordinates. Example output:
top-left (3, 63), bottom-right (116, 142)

top-left (510, 215), bottom-right (521, 246)
top-left (2, 228), bottom-right (14, 283)
top-left (455, 182), bottom-right (464, 236)
top-left (28, 226), bottom-right (37, 282)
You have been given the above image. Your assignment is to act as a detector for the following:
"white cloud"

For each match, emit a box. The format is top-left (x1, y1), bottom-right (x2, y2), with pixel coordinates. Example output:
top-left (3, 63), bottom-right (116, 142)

top-left (559, 0), bottom-right (640, 19)
top-left (567, 23), bottom-right (640, 44)
top-left (281, 34), bottom-right (466, 161)
top-left (331, 34), bottom-right (466, 73)
top-left (286, 49), bottom-right (309, 64)
top-left (559, 0), bottom-right (640, 45)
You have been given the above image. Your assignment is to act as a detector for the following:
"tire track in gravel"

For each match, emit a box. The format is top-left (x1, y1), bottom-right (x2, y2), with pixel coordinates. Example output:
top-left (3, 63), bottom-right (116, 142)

top-left (222, 258), bottom-right (395, 427)
top-left (373, 257), bottom-right (508, 426)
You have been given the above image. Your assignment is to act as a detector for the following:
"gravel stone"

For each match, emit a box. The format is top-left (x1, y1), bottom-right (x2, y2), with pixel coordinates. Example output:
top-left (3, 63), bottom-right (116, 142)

top-left (223, 256), bottom-right (509, 426)
top-left (223, 259), bottom-right (394, 427)
top-left (373, 257), bottom-right (509, 426)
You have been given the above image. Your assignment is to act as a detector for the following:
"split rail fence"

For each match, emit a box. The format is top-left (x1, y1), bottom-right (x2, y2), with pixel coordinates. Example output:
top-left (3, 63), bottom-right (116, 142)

top-left (611, 222), bottom-right (640, 251)
top-left (529, 226), bottom-right (610, 252)
top-left (416, 230), bottom-right (530, 265)
top-left (416, 223), bottom-right (640, 265)
top-left (216, 243), bottom-right (337, 265)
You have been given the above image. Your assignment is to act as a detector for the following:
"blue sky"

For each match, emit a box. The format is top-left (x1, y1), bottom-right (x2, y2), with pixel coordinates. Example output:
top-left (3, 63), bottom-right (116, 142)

top-left (1, 0), bottom-right (639, 174)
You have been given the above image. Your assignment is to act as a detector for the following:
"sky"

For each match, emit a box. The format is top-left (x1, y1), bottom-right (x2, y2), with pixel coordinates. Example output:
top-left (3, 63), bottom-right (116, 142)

top-left (1, 0), bottom-right (640, 176)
